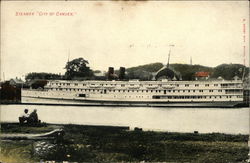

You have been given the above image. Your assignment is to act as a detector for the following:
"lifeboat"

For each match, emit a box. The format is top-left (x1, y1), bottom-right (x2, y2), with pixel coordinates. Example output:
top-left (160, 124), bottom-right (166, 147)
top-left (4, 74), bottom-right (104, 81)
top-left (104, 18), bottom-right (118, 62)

top-left (89, 85), bottom-right (101, 88)
top-left (103, 85), bottom-right (115, 89)
top-left (146, 85), bottom-right (158, 89)
top-left (128, 85), bottom-right (140, 89)
top-left (162, 85), bottom-right (175, 89)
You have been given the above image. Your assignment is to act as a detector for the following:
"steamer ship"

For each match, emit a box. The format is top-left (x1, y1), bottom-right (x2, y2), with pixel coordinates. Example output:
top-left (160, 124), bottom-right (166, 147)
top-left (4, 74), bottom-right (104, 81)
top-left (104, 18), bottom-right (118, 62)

top-left (21, 50), bottom-right (245, 107)
top-left (22, 76), bottom-right (244, 107)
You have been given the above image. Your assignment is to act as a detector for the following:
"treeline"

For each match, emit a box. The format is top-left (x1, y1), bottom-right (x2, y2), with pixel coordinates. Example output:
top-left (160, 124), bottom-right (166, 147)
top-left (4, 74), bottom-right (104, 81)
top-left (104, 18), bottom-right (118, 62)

top-left (24, 57), bottom-right (249, 81)
top-left (126, 63), bottom-right (249, 81)
top-left (25, 72), bottom-right (62, 81)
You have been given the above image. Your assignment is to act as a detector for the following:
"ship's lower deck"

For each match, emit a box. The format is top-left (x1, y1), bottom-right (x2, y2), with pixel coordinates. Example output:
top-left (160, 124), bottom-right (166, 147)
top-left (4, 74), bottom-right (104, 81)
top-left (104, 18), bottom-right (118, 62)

top-left (21, 88), bottom-right (244, 108)
top-left (22, 96), bottom-right (242, 108)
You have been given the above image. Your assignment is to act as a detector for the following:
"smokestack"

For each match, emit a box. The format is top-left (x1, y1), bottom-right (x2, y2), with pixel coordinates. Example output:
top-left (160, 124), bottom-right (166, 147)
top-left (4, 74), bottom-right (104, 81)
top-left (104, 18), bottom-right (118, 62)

top-left (108, 67), bottom-right (114, 80)
top-left (119, 67), bottom-right (125, 80)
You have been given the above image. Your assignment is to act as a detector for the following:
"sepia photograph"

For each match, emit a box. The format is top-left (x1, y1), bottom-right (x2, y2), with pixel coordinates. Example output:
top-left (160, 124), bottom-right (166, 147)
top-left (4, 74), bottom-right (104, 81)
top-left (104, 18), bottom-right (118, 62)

top-left (0, 1), bottom-right (249, 162)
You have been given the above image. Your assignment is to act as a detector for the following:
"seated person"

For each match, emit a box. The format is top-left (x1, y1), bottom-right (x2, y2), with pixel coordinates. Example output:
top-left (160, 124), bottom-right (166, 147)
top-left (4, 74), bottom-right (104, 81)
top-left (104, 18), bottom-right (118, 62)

top-left (19, 109), bottom-right (29, 124)
top-left (28, 109), bottom-right (40, 124)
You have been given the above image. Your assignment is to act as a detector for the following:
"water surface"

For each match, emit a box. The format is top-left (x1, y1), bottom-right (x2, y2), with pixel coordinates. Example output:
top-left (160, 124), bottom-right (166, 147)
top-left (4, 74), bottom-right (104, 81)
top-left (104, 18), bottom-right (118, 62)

top-left (1, 104), bottom-right (249, 134)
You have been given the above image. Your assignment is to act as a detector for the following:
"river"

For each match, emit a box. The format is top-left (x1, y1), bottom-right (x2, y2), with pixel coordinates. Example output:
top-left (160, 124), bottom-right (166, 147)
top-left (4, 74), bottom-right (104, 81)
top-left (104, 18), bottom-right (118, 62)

top-left (0, 104), bottom-right (249, 134)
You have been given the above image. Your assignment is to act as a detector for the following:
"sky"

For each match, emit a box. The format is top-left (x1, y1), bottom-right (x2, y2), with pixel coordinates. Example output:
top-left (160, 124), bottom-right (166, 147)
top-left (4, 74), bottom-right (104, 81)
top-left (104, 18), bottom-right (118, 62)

top-left (1, 1), bottom-right (249, 80)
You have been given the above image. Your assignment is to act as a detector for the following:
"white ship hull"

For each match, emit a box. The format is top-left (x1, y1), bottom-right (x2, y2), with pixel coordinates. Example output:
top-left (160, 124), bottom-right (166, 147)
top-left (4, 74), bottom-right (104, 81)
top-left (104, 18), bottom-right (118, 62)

top-left (21, 79), bottom-right (244, 108)
top-left (22, 96), bottom-right (242, 108)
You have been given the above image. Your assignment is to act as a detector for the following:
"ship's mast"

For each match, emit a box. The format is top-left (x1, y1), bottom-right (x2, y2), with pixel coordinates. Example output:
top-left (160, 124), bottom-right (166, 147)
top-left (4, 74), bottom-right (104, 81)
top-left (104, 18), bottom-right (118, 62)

top-left (167, 45), bottom-right (174, 68)
top-left (67, 49), bottom-right (70, 63)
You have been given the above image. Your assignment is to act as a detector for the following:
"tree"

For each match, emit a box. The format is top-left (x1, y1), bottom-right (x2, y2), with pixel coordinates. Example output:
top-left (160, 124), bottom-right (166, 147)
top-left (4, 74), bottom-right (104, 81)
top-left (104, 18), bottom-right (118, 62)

top-left (64, 58), bottom-right (93, 80)
top-left (25, 72), bottom-right (62, 81)
top-left (211, 64), bottom-right (248, 80)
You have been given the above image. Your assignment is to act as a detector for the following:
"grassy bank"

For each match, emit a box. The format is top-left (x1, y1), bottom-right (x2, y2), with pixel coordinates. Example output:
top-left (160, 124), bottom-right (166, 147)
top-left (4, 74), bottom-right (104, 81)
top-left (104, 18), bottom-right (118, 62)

top-left (0, 123), bottom-right (249, 163)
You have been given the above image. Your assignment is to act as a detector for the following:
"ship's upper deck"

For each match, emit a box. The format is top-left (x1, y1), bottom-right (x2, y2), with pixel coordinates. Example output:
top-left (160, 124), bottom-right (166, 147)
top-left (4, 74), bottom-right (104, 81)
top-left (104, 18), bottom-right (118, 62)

top-left (45, 79), bottom-right (243, 90)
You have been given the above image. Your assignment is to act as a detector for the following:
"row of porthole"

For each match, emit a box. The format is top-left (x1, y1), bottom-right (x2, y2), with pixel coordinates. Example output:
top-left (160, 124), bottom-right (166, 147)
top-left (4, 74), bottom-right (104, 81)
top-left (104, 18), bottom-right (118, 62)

top-left (50, 83), bottom-right (240, 87)
top-left (49, 88), bottom-right (229, 93)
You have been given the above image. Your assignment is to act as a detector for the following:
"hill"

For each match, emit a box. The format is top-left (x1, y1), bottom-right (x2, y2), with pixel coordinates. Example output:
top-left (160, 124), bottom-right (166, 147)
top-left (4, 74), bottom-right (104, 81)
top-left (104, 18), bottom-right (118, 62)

top-left (125, 63), bottom-right (249, 81)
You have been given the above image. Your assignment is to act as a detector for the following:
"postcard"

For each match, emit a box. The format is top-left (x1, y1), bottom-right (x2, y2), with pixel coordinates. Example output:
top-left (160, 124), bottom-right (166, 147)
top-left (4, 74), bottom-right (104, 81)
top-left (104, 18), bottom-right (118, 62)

top-left (0, 1), bottom-right (249, 162)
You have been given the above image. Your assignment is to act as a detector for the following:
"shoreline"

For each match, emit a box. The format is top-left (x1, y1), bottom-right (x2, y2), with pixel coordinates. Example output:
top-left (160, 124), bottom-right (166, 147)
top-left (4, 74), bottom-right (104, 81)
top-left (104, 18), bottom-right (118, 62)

top-left (1, 122), bottom-right (248, 136)
top-left (1, 102), bottom-right (249, 108)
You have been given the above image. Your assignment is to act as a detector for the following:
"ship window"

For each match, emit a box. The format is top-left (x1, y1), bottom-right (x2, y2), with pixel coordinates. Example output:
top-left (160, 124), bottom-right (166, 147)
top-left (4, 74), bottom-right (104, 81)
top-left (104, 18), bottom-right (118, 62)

top-left (67, 83), bottom-right (70, 85)
top-left (218, 90), bottom-right (222, 92)
top-left (188, 90), bottom-right (190, 92)
top-left (79, 94), bottom-right (86, 97)
top-left (83, 84), bottom-right (86, 86)
top-left (209, 90), bottom-right (213, 92)
top-left (195, 84), bottom-right (199, 87)
top-left (113, 90), bottom-right (115, 92)
top-left (193, 90), bottom-right (195, 92)
top-left (121, 84), bottom-right (125, 87)
top-left (199, 90), bottom-right (203, 92)
top-left (123, 90), bottom-right (125, 92)
top-left (158, 84), bottom-right (162, 87)
top-left (151, 90), bottom-right (153, 93)
top-left (205, 84), bottom-right (209, 87)
top-left (183, 90), bottom-right (185, 92)
top-left (173, 90), bottom-right (175, 93)
top-left (130, 84), bottom-right (134, 86)
top-left (132, 90), bottom-right (134, 92)
top-left (178, 90), bottom-right (180, 92)
top-left (176, 84), bottom-right (179, 87)
top-left (128, 90), bottom-right (130, 92)
top-left (214, 84), bottom-right (218, 86)
top-left (75, 83), bottom-right (78, 86)
top-left (185, 84), bottom-right (189, 87)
